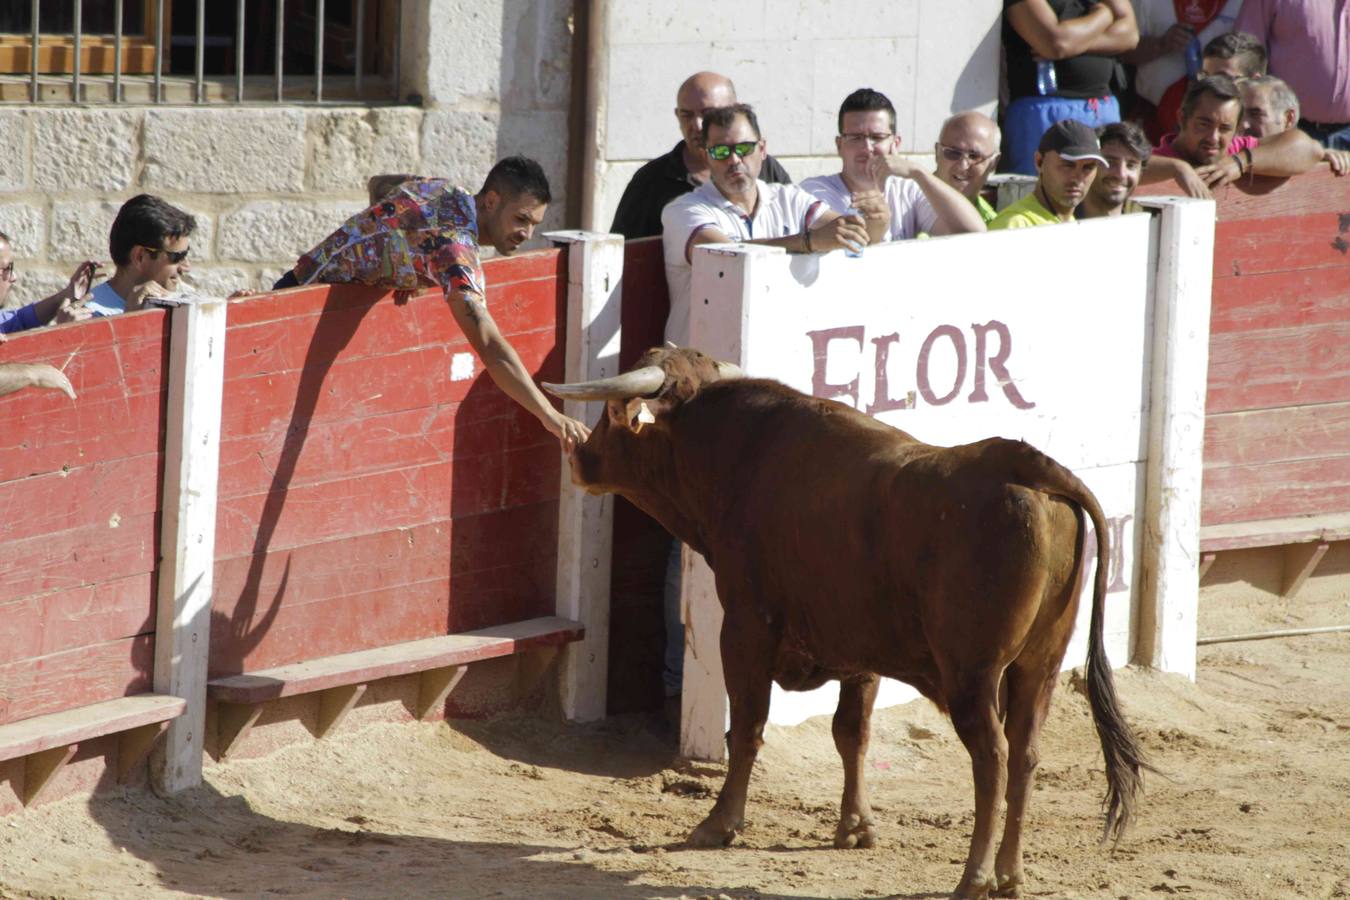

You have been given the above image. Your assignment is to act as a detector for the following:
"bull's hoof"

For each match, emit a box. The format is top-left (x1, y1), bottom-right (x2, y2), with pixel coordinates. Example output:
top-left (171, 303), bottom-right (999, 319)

top-left (833, 813), bottom-right (876, 849)
top-left (687, 817), bottom-right (741, 848)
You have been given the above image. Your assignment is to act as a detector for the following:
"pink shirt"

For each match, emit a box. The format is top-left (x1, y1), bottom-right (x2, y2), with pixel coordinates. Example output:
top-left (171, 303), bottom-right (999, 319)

top-left (1236, 0), bottom-right (1350, 124)
top-left (1153, 133), bottom-right (1259, 161)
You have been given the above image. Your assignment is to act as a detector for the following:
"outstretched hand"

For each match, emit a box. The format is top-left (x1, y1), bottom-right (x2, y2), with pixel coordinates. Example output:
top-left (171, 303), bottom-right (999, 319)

top-left (547, 412), bottom-right (591, 453)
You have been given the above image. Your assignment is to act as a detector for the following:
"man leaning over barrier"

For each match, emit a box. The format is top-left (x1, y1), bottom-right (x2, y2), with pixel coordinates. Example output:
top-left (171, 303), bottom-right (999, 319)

top-left (1143, 74), bottom-right (1324, 197)
top-left (989, 119), bottom-right (1105, 229)
top-left (0, 231), bottom-right (102, 335)
top-left (802, 88), bottom-right (986, 244)
top-left (272, 156), bottom-right (589, 453)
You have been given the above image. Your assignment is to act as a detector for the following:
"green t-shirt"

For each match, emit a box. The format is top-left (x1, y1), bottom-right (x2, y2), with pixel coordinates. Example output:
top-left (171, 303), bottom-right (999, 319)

top-left (989, 192), bottom-right (1062, 230)
top-left (974, 194), bottom-right (996, 224)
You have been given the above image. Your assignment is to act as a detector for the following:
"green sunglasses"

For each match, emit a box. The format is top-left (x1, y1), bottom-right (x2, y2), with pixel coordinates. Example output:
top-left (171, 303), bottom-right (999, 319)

top-left (706, 140), bottom-right (759, 161)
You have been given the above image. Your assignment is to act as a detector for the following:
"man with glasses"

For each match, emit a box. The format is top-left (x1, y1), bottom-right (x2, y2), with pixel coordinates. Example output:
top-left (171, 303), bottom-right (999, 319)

top-left (802, 89), bottom-right (986, 243)
top-left (609, 71), bottom-right (794, 240)
top-left (0, 230), bottom-right (102, 334)
top-left (932, 111), bottom-right (1003, 225)
top-left (76, 194), bottom-right (196, 319)
top-left (661, 104), bottom-right (867, 347)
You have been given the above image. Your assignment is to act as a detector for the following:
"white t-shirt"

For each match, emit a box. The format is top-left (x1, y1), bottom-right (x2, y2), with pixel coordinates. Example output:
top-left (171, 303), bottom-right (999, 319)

top-left (85, 281), bottom-right (126, 317)
top-left (799, 173), bottom-right (938, 242)
top-left (1134, 0), bottom-right (1242, 105)
top-left (660, 179), bottom-right (824, 346)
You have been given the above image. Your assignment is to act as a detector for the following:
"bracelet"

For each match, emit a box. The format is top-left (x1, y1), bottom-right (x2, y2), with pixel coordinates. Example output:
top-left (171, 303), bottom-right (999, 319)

top-left (802, 228), bottom-right (813, 253)
top-left (1243, 147), bottom-right (1254, 174)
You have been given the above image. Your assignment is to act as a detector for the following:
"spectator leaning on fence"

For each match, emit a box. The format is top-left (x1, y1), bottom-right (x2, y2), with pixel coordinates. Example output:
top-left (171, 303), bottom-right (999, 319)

top-left (1122, 0), bottom-right (1242, 144)
top-left (1236, 0), bottom-right (1350, 150)
top-left (0, 233), bottom-right (102, 335)
top-left (273, 156), bottom-right (588, 452)
top-left (1145, 74), bottom-right (1325, 193)
top-left (1078, 121), bottom-right (1150, 219)
top-left (1000, 0), bottom-right (1138, 175)
top-left (609, 71), bottom-right (795, 240)
top-left (660, 103), bottom-right (868, 347)
top-left (989, 119), bottom-right (1105, 230)
top-left (801, 89), bottom-right (986, 243)
top-left (1242, 75), bottom-right (1350, 177)
top-left (932, 111), bottom-right (1002, 225)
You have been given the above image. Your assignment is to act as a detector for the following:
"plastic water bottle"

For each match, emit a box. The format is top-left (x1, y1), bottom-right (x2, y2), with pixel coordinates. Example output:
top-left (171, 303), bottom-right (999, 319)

top-left (1184, 36), bottom-right (1203, 78)
top-left (1036, 59), bottom-right (1058, 96)
top-left (844, 207), bottom-right (864, 258)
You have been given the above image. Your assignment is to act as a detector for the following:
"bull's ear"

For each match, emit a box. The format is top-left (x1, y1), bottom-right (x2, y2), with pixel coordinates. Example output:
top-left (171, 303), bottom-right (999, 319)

top-left (607, 397), bottom-right (666, 434)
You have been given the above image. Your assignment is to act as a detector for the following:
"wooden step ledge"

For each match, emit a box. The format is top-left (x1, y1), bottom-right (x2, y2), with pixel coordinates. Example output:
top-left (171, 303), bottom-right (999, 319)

top-left (0, 694), bottom-right (186, 806)
top-left (206, 616), bottom-right (584, 759)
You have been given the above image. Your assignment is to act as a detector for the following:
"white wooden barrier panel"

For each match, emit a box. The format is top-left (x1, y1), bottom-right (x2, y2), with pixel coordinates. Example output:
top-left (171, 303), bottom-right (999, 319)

top-left (679, 204), bottom-right (1213, 760)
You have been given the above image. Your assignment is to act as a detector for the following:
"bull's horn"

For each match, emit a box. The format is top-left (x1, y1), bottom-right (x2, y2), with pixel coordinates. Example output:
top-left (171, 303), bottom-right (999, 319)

top-left (542, 365), bottom-right (666, 401)
top-left (664, 341), bottom-right (679, 349)
top-left (714, 361), bottom-right (744, 379)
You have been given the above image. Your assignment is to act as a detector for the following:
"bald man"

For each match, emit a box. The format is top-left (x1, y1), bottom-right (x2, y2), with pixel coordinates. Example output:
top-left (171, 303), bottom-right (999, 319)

top-left (609, 71), bottom-right (794, 239)
top-left (933, 111), bottom-right (1002, 224)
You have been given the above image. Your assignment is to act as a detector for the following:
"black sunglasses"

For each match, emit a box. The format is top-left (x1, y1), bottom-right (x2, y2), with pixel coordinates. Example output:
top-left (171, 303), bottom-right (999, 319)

top-left (146, 245), bottom-right (190, 264)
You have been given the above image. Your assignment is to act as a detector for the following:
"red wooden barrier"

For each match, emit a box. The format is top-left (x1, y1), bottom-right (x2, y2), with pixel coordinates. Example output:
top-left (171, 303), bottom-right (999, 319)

top-left (0, 312), bottom-right (169, 726)
top-left (1143, 165), bottom-right (1350, 554)
top-left (210, 249), bottom-right (568, 676)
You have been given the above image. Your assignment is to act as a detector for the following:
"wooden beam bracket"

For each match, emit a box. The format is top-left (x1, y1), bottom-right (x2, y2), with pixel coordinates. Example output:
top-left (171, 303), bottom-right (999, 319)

top-left (414, 666), bottom-right (466, 721)
top-left (1282, 541), bottom-right (1329, 599)
top-left (315, 684), bottom-right (367, 739)
top-left (117, 721), bottom-right (170, 783)
top-left (22, 744), bottom-right (78, 807)
top-left (215, 702), bottom-right (264, 762)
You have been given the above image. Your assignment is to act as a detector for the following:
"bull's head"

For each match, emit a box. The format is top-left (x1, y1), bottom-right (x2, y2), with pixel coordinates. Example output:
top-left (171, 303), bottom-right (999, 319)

top-left (542, 344), bottom-right (741, 497)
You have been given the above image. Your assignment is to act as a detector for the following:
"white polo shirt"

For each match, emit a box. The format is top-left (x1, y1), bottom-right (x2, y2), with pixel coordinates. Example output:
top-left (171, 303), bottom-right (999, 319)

top-left (660, 179), bottom-right (824, 346)
top-left (799, 173), bottom-right (938, 243)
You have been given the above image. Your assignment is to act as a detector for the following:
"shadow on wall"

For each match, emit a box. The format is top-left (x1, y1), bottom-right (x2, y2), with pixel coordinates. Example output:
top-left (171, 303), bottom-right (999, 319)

top-left (951, 14), bottom-right (1001, 118)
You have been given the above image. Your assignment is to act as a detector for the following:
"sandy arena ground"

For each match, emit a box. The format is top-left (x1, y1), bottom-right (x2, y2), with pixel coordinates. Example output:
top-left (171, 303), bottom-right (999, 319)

top-left (2, 551), bottom-right (1349, 900)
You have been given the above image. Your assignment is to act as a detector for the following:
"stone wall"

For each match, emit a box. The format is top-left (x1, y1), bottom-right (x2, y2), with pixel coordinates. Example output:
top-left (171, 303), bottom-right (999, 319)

top-left (0, 0), bottom-right (577, 311)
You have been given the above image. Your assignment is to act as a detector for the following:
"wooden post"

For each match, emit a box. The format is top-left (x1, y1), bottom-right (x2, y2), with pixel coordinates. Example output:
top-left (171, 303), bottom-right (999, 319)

top-left (546, 231), bottom-right (624, 722)
top-left (150, 296), bottom-right (227, 793)
top-left (1135, 197), bottom-right (1215, 681)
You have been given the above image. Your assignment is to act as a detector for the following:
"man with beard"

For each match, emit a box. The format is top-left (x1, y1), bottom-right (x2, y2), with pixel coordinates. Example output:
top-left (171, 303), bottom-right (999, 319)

top-left (989, 119), bottom-right (1105, 229)
top-left (1145, 74), bottom-right (1323, 192)
top-left (1078, 121), bottom-right (1151, 217)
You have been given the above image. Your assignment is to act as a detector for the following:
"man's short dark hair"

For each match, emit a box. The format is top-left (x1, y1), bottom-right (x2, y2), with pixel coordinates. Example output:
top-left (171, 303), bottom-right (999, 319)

top-left (1202, 31), bottom-right (1268, 77)
top-left (109, 194), bottom-right (196, 267)
top-left (481, 156), bottom-right (552, 205)
top-left (1097, 121), bottom-right (1152, 165)
top-left (1181, 73), bottom-right (1245, 123)
top-left (837, 87), bottom-right (896, 134)
top-left (701, 103), bottom-right (760, 143)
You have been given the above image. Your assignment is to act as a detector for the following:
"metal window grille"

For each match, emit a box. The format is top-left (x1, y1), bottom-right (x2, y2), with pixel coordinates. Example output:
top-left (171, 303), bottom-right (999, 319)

top-left (0, 0), bottom-right (403, 105)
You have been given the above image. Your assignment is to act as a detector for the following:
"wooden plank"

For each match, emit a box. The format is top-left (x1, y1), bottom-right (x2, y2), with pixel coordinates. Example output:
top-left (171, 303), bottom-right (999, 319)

top-left (0, 694), bottom-right (185, 763)
top-left (0, 455), bottom-right (161, 545)
top-left (0, 573), bottom-right (155, 662)
top-left (207, 616), bottom-right (584, 704)
top-left (153, 297), bottom-right (228, 795)
top-left (0, 511), bottom-right (159, 603)
top-left (1205, 403), bottom-right (1350, 469)
top-left (1199, 512), bottom-right (1350, 551)
top-left (1211, 215), bottom-right (1350, 279)
top-left (0, 391), bottom-right (163, 486)
top-left (1137, 167), bottom-right (1350, 221)
top-left (0, 636), bottom-right (154, 725)
top-left (1203, 456), bottom-right (1350, 526)
top-left (620, 237), bottom-right (670, 370)
top-left (1209, 267), bottom-right (1350, 335)
top-left (1207, 321), bottom-right (1350, 414)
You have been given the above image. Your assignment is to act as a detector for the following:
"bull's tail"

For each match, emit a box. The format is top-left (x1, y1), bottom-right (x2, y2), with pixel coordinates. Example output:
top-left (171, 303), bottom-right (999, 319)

top-left (994, 439), bottom-right (1152, 844)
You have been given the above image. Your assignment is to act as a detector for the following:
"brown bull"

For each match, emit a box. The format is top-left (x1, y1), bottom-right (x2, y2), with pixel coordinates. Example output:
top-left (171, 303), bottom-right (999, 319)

top-left (545, 346), bottom-right (1148, 899)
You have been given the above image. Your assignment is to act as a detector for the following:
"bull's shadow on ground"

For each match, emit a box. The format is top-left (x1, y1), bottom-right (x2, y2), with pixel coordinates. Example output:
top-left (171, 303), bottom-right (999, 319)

top-left (78, 781), bottom-right (873, 900)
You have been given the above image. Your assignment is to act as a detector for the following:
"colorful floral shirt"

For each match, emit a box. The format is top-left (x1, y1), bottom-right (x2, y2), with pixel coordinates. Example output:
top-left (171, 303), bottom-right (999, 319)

top-left (292, 179), bottom-right (487, 297)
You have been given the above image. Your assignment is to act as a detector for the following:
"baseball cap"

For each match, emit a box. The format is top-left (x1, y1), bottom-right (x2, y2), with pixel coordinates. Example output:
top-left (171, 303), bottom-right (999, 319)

top-left (1038, 120), bottom-right (1107, 165)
